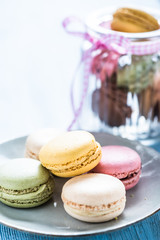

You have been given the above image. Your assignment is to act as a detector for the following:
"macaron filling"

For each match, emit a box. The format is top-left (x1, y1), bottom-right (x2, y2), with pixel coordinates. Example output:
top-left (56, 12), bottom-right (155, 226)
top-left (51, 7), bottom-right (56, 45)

top-left (0, 176), bottom-right (55, 206)
top-left (111, 167), bottom-right (141, 181)
top-left (122, 170), bottom-right (141, 187)
top-left (108, 169), bottom-right (141, 190)
top-left (63, 196), bottom-right (125, 217)
top-left (25, 149), bottom-right (38, 160)
top-left (120, 169), bottom-right (141, 181)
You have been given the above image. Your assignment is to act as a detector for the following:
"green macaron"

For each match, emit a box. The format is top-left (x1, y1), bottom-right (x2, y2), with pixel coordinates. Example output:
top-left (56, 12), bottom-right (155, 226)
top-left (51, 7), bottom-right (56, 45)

top-left (0, 158), bottom-right (55, 208)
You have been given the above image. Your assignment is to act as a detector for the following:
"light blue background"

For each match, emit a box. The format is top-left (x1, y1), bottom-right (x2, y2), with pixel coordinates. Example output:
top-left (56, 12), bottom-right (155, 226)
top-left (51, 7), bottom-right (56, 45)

top-left (0, 0), bottom-right (160, 140)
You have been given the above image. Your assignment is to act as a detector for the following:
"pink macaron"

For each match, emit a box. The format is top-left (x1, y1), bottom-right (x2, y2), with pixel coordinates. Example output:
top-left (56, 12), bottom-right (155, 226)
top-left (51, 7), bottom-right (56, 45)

top-left (92, 145), bottom-right (141, 190)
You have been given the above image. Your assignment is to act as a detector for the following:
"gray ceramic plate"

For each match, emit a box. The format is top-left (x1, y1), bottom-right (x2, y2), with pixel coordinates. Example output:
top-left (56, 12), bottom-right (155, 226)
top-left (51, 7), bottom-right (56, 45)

top-left (0, 133), bottom-right (160, 237)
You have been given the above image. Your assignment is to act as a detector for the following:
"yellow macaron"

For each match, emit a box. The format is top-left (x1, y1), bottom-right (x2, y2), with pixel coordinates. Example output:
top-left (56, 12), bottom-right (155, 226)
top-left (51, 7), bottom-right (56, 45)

top-left (39, 130), bottom-right (102, 177)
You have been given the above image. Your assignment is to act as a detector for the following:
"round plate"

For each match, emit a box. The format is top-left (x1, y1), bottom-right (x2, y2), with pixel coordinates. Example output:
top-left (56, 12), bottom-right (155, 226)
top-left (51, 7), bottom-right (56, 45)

top-left (0, 133), bottom-right (160, 237)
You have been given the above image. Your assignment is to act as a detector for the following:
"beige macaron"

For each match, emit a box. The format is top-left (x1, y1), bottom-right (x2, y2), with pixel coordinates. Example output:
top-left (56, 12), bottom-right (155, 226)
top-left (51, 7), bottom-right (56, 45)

top-left (61, 173), bottom-right (126, 222)
top-left (25, 128), bottom-right (65, 160)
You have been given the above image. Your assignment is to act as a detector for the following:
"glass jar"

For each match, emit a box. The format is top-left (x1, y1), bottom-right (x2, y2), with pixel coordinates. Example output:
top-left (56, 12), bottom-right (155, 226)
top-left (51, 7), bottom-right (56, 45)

top-left (77, 7), bottom-right (160, 141)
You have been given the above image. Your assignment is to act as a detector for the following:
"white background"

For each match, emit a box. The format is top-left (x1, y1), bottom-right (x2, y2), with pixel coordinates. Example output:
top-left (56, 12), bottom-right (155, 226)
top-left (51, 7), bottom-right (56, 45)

top-left (0, 0), bottom-right (160, 141)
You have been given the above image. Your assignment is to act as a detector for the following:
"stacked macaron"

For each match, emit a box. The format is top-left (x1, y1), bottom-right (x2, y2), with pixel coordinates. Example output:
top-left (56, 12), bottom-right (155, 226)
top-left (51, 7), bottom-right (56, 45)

top-left (111, 7), bottom-right (159, 33)
top-left (0, 128), bottom-right (142, 223)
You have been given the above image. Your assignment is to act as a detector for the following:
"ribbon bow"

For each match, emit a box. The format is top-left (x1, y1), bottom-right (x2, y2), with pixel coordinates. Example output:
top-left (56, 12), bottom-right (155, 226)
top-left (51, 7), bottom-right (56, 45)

top-left (62, 17), bottom-right (131, 130)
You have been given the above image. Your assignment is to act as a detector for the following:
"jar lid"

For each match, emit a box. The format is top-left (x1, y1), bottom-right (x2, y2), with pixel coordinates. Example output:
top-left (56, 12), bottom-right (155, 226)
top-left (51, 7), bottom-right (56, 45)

top-left (86, 6), bottom-right (160, 40)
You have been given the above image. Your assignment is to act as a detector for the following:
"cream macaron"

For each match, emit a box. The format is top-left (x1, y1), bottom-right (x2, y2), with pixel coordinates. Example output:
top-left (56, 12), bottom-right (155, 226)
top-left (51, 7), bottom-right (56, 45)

top-left (39, 131), bottom-right (102, 177)
top-left (25, 128), bottom-right (65, 160)
top-left (61, 173), bottom-right (126, 222)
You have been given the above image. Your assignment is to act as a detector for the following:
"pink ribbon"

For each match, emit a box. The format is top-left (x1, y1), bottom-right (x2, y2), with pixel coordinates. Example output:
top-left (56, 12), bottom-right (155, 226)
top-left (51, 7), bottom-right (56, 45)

top-left (63, 17), bottom-right (130, 130)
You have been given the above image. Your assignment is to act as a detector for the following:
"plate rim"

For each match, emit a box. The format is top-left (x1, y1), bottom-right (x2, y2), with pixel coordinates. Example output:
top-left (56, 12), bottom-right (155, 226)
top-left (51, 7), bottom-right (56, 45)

top-left (1, 205), bottom-right (160, 238)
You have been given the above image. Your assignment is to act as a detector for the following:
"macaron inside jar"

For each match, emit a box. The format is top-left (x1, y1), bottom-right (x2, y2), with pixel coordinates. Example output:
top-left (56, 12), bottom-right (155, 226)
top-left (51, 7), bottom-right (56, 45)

top-left (111, 7), bottom-right (159, 33)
